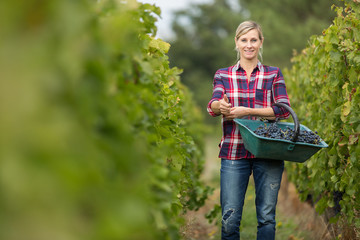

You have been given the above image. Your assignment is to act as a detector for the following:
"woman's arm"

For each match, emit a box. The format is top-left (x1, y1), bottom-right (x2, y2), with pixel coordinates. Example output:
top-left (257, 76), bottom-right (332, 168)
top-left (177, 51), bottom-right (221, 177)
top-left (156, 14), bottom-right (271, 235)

top-left (207, 70), bottom-right (227, 117)
top-left (225, 106), bottom-right (276, 120)
top-left (271, 68), bottom-right (291, 119)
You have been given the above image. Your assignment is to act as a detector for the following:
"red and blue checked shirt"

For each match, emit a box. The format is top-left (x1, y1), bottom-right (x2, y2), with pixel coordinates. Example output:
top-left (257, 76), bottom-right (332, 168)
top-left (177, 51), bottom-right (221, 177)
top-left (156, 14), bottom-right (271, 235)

top-left (207, 61), bottom-right (291, 160)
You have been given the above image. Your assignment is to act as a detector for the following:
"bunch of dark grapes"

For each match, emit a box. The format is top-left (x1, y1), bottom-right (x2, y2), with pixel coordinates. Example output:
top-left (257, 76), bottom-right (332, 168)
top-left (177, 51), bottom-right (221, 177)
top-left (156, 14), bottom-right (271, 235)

top-left (253, 123), bottom-right (321, 145)
top-left (332, 191), bottom-right (344, 215)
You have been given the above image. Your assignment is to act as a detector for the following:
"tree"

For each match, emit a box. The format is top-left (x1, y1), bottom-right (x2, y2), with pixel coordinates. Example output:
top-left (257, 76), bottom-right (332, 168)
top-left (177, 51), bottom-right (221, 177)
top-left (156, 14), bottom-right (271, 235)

top-left (168, 0), bottom-right (245, 124)
top-left (240, 0), bottom-right (337, 68)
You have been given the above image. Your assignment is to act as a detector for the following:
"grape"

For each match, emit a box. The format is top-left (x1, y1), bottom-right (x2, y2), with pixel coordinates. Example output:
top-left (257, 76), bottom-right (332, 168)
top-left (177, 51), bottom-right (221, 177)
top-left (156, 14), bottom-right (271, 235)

top-left (333, 191), bottom-right (343, 215)
top-left (253, 122), bottom-right (322, 145)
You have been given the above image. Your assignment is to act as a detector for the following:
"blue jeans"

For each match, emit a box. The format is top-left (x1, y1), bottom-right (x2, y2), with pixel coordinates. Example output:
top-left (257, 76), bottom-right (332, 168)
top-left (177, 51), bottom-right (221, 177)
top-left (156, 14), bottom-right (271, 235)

top-left (220, 159), bottom-right (284, 240)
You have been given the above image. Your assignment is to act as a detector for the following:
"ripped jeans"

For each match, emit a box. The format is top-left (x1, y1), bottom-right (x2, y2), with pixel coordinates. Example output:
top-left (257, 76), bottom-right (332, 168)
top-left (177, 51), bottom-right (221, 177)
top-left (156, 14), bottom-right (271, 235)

top-left (220, 158), bottom-right (284, 240)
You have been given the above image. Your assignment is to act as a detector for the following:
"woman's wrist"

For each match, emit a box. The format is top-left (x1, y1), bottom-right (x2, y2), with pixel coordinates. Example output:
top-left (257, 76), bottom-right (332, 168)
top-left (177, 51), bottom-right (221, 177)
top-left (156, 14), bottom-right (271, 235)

top-left (248, 107), bottom-right (275, 117)
top-left (211, 101), bottom-right (221, 115)
top-left (245, 107), bottom-right (252, 116)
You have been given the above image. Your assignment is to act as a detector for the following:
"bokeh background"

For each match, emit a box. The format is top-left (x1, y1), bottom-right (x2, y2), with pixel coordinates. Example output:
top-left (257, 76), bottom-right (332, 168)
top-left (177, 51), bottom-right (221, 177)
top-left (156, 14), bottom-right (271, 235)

top-left (2, 0), bottom-right (359, 239)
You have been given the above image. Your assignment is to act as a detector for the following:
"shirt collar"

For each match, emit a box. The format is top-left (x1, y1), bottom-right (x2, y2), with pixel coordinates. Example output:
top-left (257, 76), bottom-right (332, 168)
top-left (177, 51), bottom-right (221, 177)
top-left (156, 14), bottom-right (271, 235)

top-left (235, 61), bottom-right (263, 72)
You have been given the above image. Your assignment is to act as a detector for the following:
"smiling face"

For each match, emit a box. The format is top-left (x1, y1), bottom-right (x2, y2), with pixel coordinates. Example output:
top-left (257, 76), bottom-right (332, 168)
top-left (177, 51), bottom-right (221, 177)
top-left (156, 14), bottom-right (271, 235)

top-left (235, 29), bottom-right (263, 61)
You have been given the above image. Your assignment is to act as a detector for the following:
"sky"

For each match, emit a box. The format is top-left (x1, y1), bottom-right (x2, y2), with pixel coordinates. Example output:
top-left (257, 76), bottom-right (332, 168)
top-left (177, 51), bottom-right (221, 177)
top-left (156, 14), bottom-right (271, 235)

top-left (138, 0), bottom-right (211, 39)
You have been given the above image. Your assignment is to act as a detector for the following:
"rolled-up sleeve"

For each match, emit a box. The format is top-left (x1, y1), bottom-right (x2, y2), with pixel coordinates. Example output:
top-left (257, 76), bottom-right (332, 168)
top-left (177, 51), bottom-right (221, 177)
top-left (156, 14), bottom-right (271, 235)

top-left (207, 70), bottom-right (225, 117)
top-left (271, 68), bottom-right (291, 119)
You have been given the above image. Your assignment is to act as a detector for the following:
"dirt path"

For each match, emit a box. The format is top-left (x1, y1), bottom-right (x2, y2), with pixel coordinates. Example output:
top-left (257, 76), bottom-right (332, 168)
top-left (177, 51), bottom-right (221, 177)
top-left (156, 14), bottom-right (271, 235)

top-left (181, 136), bottom-right (332, 240)
top-left (277, 172), bottom-right (333, 240)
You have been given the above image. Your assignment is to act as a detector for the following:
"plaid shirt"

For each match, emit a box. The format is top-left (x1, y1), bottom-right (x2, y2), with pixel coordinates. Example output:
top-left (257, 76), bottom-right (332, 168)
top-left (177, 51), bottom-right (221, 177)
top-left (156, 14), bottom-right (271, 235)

top-left (207, 61), bottom-right (291, 160)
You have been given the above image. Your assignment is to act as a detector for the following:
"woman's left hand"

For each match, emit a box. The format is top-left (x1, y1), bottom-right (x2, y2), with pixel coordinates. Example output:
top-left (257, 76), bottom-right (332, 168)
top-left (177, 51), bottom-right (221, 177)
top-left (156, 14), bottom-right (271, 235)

top-left (224, 107), bottom-right (250, 120)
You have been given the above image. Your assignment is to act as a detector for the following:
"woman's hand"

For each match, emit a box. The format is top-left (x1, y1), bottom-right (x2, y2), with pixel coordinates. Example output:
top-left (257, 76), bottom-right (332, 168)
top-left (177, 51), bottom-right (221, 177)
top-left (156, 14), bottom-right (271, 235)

top-left (219, 94), bottom-right (232, 115)
top-left (225, 106), bottom-right (250, 120)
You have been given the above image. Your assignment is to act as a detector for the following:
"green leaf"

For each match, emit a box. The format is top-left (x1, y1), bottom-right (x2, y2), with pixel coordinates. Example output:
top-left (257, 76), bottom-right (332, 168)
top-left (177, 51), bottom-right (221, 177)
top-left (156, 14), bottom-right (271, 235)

top-left (329, 51), bottom-right (342, 62)
top-left (331, 175), bottom-right (339, 183)
top-left (349, 134), bottom-right (359, 145)
top-left (345, 188), bottom-right (355, 197)
top-left (341, 101), bottom-right (351, 121)
top-left (149, 38), bottom-right (171, 53)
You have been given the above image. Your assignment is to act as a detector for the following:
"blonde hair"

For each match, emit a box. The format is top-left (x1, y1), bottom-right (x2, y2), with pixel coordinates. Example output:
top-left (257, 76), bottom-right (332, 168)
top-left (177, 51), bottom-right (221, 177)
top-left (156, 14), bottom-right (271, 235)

top-left (235, 21), bottom-right (264, 61)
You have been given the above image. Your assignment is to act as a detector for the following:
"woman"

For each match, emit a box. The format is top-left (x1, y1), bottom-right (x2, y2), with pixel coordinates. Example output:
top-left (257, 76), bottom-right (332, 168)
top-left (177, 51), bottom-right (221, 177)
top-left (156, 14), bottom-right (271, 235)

top-left (207, 21), bottom-right (291, 240)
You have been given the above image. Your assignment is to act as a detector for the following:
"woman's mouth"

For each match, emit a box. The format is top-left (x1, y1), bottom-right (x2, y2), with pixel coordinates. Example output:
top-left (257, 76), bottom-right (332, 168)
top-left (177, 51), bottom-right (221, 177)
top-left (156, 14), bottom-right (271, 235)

top-left (244, 49), bottom-right (254, 54)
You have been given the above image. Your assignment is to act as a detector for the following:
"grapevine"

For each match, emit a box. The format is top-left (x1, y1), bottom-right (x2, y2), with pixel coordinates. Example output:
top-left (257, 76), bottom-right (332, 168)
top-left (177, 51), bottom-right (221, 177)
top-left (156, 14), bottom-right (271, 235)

top-left (0, 0), bottom-right (210, 239)
top-left (284, 0), bottom-right (360, 235)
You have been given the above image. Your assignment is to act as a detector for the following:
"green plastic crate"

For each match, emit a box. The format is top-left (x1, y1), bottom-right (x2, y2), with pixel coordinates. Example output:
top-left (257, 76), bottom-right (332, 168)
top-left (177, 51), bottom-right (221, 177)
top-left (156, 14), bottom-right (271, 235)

top-left (234, 119), bottom-right (328, 163)
top-left (233, 103), bottom-right (328, 163)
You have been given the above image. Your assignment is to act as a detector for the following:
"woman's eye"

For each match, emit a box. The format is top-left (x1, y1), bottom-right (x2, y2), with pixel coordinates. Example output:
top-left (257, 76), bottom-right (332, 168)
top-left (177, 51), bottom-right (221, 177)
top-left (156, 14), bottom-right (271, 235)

top-left (241, 39), bottom-right (247, 42)
top-left (251, 39), bottom-right (257, 42)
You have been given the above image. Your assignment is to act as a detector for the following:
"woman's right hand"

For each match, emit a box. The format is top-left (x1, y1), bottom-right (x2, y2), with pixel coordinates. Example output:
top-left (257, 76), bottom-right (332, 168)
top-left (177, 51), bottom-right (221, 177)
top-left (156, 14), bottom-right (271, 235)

top-left (219, 94), bottom-right (232, 116)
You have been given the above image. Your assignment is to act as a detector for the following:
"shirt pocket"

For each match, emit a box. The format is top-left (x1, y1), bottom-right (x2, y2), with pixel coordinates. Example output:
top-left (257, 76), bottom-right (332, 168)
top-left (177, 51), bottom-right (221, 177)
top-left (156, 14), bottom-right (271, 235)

top-left (255, 89), bottom-right (272, 108)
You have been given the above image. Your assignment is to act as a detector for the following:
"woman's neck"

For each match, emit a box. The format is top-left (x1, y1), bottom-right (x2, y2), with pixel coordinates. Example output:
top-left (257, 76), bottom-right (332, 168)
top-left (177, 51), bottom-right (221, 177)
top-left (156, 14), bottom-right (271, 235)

top-left (240, 59), bottom-right (258, 71)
